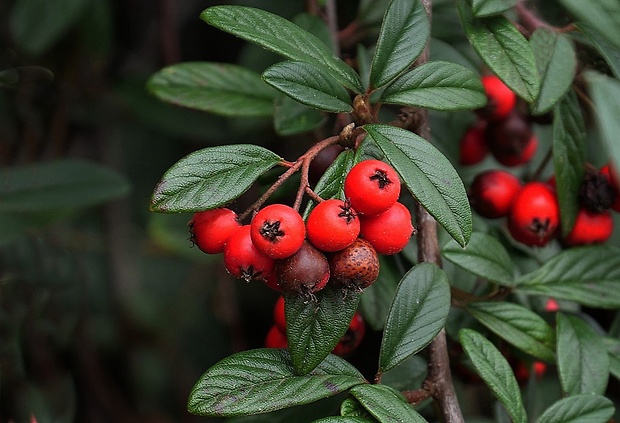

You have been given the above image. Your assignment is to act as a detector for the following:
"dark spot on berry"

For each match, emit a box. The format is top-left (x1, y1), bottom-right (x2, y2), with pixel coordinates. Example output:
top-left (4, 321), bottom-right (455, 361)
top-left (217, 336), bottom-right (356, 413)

top-left (369, 169), bottom-right (392, 189)
top-left (338, 200), bottom-right (358, 224)
top-left (259, 220), bottom-right (285, 242)
top-left (529, 217), bottom-right (550, 238)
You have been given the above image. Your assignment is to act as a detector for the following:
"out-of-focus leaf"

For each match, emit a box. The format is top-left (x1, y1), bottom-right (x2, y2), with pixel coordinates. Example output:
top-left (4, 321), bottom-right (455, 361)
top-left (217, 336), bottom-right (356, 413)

top-left (535, 394), bottom-right (615, 423)
top-left (359, 255), bottom-right (401, 331)
top-left (471, 0), bottom-right (517, 18)
top-left (273, 96), bottom-right (325, 136)
top-left (557, 0), bottom-right (620, 50)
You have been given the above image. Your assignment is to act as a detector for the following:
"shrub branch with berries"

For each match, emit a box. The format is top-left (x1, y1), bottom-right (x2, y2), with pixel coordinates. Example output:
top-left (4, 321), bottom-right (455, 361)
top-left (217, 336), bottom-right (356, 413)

top-left (149, 0), bottom-right (620, 422)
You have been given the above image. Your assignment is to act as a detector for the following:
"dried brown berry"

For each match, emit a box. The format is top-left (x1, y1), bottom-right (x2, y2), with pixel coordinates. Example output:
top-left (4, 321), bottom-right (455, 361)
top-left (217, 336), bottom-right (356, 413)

top-left (275, 241), bottom-right (330, 297)
top-left (329, 238), bottom-right (380, 291)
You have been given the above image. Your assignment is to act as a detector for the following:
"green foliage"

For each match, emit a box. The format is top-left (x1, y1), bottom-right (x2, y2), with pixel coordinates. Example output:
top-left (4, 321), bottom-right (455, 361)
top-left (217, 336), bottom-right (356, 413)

top-left (349, 384), bottom-right (427, 423)
top-left (535, 394), bottom-right (615, 423)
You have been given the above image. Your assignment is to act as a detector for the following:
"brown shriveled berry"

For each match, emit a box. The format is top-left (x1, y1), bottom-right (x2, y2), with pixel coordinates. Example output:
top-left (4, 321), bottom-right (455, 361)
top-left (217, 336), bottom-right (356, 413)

top-left (329, 238), bottom-right (380, 291)
top-left (275, 241), bottom-right (330, 297)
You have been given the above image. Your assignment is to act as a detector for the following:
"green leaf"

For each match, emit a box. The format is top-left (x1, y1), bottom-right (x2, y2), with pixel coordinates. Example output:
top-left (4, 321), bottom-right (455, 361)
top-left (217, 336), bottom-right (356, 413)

top-left (556, 313), bottom-right (609, 396)
top-left (467, 302), bottom-right (556, 362)
top-left (263, 61), bottom-right (352, 113)
top-left (442, 232), bottom-right (515, 286)
top-left (553, 90), bottom-right (586, 235)
top-left (359, 255), bottom-right (401, 331)
top-left (147, 62), bottom-right (277, 117)
top-left (369, 0), bottom-right (429, 89)
top-left (201, 6), bottom-right (362, 92)
top-left (459, 329), bottom-right (527, 423)
top-left (0, 159), bottom-right (130, 213)
top-left (557, 0), bottom-right (620, 51)
top-left (380, 61), bottom-right (486, 111)
top-left (471, 0), bottom-right (517, 18)
top-left (313, 417), bottom-right (375, 423)
top-left (530, 28), bottom-right (577, 114)
top-left (364, 124), bottom-right (472, 247)
top-left (603, 336), bottom-right (620, 381)
top-left (585, 71), bottom-right (620, 174)
top-left (349, 384), bottom-right (427, 423)
top-left (150, 145), bottom-right (282, 213)
top-left (535, 394), bottom-right (615, 423)
top-left (340, 397), bottom-right (377, 420)
top-left (187, 348), bottom-right (367, 416)
top-left (515, 245), bottom-right (620, 308)
top-left (286, 286), bottom-right (361, 375)
top-left (274, 96), bottom-right (325, 136)
top-left (379, 263), bottom-right (451, 372)
top-left (458, 0), bottom-right (540, 102)
top-left (578, 23), bottom-right (620, 79)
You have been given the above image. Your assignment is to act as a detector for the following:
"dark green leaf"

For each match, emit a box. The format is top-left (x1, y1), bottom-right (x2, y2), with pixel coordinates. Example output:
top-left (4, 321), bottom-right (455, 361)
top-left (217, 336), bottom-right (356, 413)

top-left (381, 355), bottom-right (427, 391)
top-left (603, 336), bottom-right (620, 381)
top-left (471, 0), bottom-right (517, 18)
top-left (188, 348), bottom-right (366, 416)
top-left (340, 397), bottom-right (377, 420)
top-left (458, 0), bottom-right (540, 102)
top-left (263, 61), bottom-right (352, 113)
top-left (150, 145), bottom-right (282, 213)
top-left (0, 160), bottom-right (130, 212)
top-left (535, 394), bottom-right (615, 423)
top-left (381, 61), bottom-right (486, 111)
top-left (557, 0), bottom-right (620, 51)
top-left (556, 313), bottom-right (609, 396)
top-left (369, 0), bottom-right (429, 89)
top-left (530, 28), bottom-right (576, 114)
top-left (201, 6), bottom-right (362, 92)
top-left (349, 384), bottom-right (427, 423)
top-left (553, 90), bottom-right (586, 235)
top-left (274, 96), bottom-right (325, 136)
top-left (286, 286), bottom-right (361, 375)
top-left (364, 124), bottom-right (472, 247)
top-left (442, 232), bottom-right (514, 286)
top-left (459, 329), bottom-right (527, 423)
top-left (467, 302), bottom-right (556, 362)
top-left (314, 417), bottom-right (375, 423)
top-left (147, 62), bottom-right (277, 117)
top-left (379, 263), bottom-right (451, 372)
top-left (516, 245), bottom-right (620, 308)
top-left (359, 255), bottom-right (401, 331)
top-left (578, 24), bottom-right (620, 79)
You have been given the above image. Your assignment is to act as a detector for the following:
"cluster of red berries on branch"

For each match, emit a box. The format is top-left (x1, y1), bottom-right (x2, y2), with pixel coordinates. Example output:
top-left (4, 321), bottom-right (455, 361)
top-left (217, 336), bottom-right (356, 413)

top-left (264, 296), bottom-right (366, 356)
top-left (189, 158), bottom-right (415, 297)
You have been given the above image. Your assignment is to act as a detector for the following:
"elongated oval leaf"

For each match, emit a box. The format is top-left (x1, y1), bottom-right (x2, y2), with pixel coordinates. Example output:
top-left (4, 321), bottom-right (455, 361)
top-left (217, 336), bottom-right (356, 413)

top-left (187, 348), bottom-right (366, 416)
top-left (364, 124), bottom-right (472, 246)
top-left (274, 95), bottom-right (325, 136)
top-left (578, 23), bottom-right (620, 79)
top-left (201, 6), bottom-right (362, 92)
top-left (603, 336), bottom-right (620, 381)
top-left (553, 90), bottom-right (586, 235)
top-left (536, 394), bottom-right (615, 423)
top-left (459, 329), bottom-right (527, 423)
top-left (359, 255), bottom-right (401, 331)
top-left (150, 145), bottom-right (282, 213)
top-left (458, 0), bottom-right (540, 102)
top-left (0, 159), bottom-right (130, 212)
top-left (340, 396), bottom-right (376, 419)
top-left (381, 61), bottom-right (486, 111)
top-left (556, 313), bottom-right (609, 396)
top-left (467, 302), bottom-right (556, 362)
top-left (349, 384), bottom-right (427, 423)
top-left (379, 263), bottom-right (450, 372)
top-left (286, 286), bottom-right (361, 375)
top-left (314, 418), bottom-right (374, 423)
top-left (515, 245), bottom-right (620, 308)
top-left (263, 61), bottom-right (352, 112)
top-left (442, 232), bottom-right (514, 286)
top-left (471, 0), bottom-right (517, 18)
top-left (147, 62), bottom-right (277, 117)
top-left (557, 0), bottom-right (620, 51)
top-left (369, 0), bottom-right (429, 89)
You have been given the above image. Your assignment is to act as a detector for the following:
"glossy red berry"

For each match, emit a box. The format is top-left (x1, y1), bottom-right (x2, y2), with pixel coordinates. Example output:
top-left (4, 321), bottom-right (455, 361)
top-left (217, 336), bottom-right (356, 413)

top-left (264, 325), bottom-right (288, 349)
top-left (306, 199), bottom-right (360, 252)
top-left (332, 312), bottom-right (366, 357)
top-left (479, 75), bottom-right (516, 120)
top-left (563, 208), bottom-right (613, 246)
top-left (600, 164), bottom-right (620, 212)
top-left (344, 159), bottom-right (401, 216)
top-left (545, 298), bottom-right (560, 312)
top-left (275, 241), bottom-right (330, 296)
top-left (329, 238), bottom-right (380, 291)
top-left (273, 296), bottom-right (286, 333)
top-left (359, 202), bottom-right (414, 254)
top-left (223, 225), bottom-right (276, 283)
top-left (469, 170), bottom-right (521, 219)
top-left (459, 121), bottom-right (489, 165)
top-left (486, 110), bottom-right (536, 167)
top-left (507, 182), bottom-right (559, 247)
top-left (189, 208), bottom-right (240, 254)
top-left (250, 204), bottom-right (305, 259)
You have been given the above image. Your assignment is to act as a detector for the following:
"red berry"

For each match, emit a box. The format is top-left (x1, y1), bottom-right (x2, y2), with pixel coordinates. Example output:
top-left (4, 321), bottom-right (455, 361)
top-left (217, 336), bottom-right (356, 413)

top-left (493, 134), bottom-right (538, 167)
top-left (250, 204), bottom-right (305, 259)
top-left (508, 182), bottom-right (559, 247)
top-left (264, 325), bottom-right (288, 349)
top-left (600, 164), bottom-right (620, 212)
top-left (306, 199), bottom-right (360, 252)
top-left (469, 170), bottom-right (522, 218)
top-left (273, 296), bottom-right (286, 333)
top-left (344, 159), bottom-right (401, 216)
top-left (275, 240), bottom-right (330, 296)
top-left (329, 238), bottom-right (380, 291)
top-left (563, 208), bottom-right (613, 246)
top-left (459, 122), bottom-right (489, 165)
top-left (332, 312), bottom-right (366, 356)
top-left (486, 111), bottom-right (536, 167)
top-left (479, 75), bottom-right (516, 120)
top-left (223, 225), bottom-right (276, 283)
top-left (189, 208), bottom-right (240, 254)
top-left (359, 202), bottom-right (414, 254)
top-left (515, 361), bottom-right (547, 384)
top-left (545, 298), bottom-right (560, 312)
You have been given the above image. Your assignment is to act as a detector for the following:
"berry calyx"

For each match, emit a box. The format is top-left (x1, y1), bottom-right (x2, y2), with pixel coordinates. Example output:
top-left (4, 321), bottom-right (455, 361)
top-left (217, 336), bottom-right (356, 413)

top-left (579, 166), bottom-right (617, 212)
top-left (359, 202), bottom-right (414, 254)
top-left (189, 208), bottom-right (241, 254)
top-left (507, 182), bottom-right (559, 247)
top-left (306, 199), bottom-right (360, 252)
top-left (275, 240), bottom-right (330, 296)
top-left (344, 159), bottom-right (401, 216)
top-left (600, 163), bottom-right (620, 212)
top-left (250, 204), bottom-right (305, 259)
top-left (469, 169), bottom-right (521, 219)
top-left (329, 238), bottom-right (380, 291)
top-left (332, 312), bottom-right (366, 357)
top-left (223, 225), bottom-right (276, 283)
top-left (459, 121), bottom-right (489, 166)
top-left (563, 208), bottom-right (613, 246)
top-left (479, 75), bottom-right (516, 120)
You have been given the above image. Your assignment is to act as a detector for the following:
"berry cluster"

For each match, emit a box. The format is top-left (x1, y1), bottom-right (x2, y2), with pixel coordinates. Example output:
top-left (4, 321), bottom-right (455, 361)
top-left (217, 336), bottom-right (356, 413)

top-left (189, 159), bottom-right (415, 296)
top-left (264, 296), bottom-right (366, 356)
